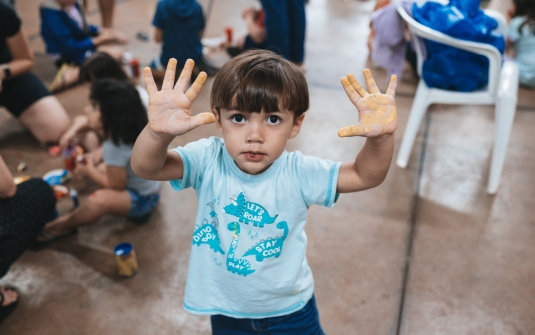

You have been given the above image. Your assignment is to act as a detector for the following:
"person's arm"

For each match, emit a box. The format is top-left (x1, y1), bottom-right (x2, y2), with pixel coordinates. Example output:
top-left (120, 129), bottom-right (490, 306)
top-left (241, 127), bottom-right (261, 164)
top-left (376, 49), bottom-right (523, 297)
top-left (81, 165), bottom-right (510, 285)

top-left (58, 115), bottom-right (90, 149)
top-left (0, 28), bottom-right (34, 81)
top-left (154, 28), bottom-right (163, 43)
top-left (131, 58), bottom-right (215, 181)
top-left (336, 70), bottom-right (398, 193)
top-left (0, 155), bottom-right (16, 198)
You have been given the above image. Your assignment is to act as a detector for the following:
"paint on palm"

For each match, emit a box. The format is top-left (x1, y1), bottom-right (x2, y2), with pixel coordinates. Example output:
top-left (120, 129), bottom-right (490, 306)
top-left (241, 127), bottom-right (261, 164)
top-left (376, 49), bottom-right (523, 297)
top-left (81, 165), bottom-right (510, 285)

top-left (223, 192), bottom-right (278, 227)
top-left (242, 221), bottom-right (288, 261)
top-left (192, 201), bottom-right (225, 254)
top-left (227, 222), bottom-right (255, 276)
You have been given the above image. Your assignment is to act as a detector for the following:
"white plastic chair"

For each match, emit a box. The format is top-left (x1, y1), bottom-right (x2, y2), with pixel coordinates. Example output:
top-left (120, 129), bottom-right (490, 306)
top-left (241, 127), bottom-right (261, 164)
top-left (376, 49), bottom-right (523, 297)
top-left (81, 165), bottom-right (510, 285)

top-left (396, 5), bottom-right (519, 194)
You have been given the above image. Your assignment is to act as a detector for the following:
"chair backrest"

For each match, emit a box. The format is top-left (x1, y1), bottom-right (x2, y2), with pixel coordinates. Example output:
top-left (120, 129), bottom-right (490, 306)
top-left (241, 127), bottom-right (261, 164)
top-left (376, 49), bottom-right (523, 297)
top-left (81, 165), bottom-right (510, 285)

top-left (397, 5), bottom-right (503, 95)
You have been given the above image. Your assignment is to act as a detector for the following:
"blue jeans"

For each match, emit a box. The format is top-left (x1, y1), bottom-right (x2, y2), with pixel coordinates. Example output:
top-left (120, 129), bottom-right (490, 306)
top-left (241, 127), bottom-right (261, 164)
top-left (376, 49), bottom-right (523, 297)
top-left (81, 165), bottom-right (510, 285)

top-left (126, 189), bottom-right (159, 218)
top-left (211, 295), bottom-right (325, 335)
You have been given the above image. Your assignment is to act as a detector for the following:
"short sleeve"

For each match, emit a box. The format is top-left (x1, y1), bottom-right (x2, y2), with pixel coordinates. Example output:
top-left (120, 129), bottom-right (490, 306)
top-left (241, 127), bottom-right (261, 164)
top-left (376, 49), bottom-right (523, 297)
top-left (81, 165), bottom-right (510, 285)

top-left (152, 1), bottom-right (165, 29)
top-left (507, 17), bottom-right (523, 42)
top-left (0, 3), bottom-right (21, 39)
top-left (292, 152), bottom-right (341, 208)
top-left (169, 137), bottom-right (219, 191)
top-left (102, 141), bottom-right (131, 168)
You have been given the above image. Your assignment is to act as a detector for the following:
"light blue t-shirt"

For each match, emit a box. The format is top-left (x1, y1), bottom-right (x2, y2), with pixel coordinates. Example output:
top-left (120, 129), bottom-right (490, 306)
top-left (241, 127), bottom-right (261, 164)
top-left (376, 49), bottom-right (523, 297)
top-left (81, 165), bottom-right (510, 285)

top-left (507, 16), bottom-right (535, 87)
top-left (170, 137), bottom-right (341, 318)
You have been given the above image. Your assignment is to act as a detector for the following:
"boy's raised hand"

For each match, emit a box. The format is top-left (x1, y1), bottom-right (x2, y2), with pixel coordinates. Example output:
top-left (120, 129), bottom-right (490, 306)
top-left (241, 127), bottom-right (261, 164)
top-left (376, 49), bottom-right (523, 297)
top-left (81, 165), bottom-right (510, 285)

top-left (144, 58), bottom-right (216, 137)
top-left (338, 69), bottom-right (397, 138)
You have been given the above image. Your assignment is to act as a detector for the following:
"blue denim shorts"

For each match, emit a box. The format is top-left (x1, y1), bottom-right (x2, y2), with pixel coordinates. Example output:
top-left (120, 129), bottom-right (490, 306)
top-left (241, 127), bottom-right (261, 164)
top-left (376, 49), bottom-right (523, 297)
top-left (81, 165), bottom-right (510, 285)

top-left (210, 295), bottom-right (325, 335)
top-left (126, 189), bottom-right (160, 218)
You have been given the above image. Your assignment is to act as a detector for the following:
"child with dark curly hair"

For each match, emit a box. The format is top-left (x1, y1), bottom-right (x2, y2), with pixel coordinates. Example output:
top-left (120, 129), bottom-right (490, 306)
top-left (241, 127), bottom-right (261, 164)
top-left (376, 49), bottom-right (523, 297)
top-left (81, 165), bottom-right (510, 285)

top-left (39, 80), bottom-right (161, 241)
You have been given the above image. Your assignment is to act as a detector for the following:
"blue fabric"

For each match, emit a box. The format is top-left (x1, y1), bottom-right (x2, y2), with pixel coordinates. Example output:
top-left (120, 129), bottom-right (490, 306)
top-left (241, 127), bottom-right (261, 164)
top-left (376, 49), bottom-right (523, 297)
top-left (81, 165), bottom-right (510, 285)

top-left (126, 189), bottom-right (160, 218)
top-left (152, 0), bottom-right (205, 67)
top-left (211, 295), bottom-right (325, 335)
top-left (260, 0), bottom-right (306, 63)
top-left (40, 2), bottom-right (99, 65)
top-left (169, 137), bottom-right (341, 318)
top-left (412, 0), bottom-right (505, 92)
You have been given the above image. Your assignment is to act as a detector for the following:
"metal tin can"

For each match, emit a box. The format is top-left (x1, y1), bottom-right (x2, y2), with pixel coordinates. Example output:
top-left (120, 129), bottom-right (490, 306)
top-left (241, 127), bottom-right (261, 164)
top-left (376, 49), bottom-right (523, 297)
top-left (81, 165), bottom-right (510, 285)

top-left (114, 242), bottom-right (138, 277)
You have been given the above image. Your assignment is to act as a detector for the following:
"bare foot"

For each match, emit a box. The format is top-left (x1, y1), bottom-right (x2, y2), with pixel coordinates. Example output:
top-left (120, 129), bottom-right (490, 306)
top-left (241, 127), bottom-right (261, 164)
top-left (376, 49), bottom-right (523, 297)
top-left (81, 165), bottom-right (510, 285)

top-left (37, 216), bottom-right (77, 242)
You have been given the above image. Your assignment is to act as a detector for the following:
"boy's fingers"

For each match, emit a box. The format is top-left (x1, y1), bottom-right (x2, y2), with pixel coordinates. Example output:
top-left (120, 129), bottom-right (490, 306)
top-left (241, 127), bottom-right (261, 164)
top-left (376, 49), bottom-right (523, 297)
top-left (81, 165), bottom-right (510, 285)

top-left (363, 69), bottom-right (380, 94)
top-left (175, 59), bottom-right (195, 93)
top-left (185, 72), bottom-right (207, 102)
top-left (340, 77), bottom-right (362, 104)
top-left (143, 67), bottom-right (158, 95)
top-left (347, 74), bottom-right (368, 97)
top-left (338, 124), bottom-right (365, 137)
top-left (386, 74), bottom-right (398, 97)
top-left (190, 112), bottom-right (216, 129)
top-left (162, 58), bottom-right (178, 91)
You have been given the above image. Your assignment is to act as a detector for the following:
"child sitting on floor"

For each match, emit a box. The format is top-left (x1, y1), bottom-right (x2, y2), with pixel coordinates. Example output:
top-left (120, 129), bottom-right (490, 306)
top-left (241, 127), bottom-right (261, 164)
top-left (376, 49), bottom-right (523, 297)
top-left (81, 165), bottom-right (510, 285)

top-left (40, 80), bottom-right (161, 241)
top-left (131, 50), bottom-right (397, 334)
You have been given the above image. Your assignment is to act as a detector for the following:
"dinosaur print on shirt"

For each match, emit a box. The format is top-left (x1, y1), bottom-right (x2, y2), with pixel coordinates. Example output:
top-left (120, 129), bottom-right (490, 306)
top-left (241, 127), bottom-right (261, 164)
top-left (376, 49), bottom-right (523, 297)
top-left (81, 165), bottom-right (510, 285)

top-left (223, 192), bottom-right (278, 227)
top-left (226, 222), bottom-right (255, 276)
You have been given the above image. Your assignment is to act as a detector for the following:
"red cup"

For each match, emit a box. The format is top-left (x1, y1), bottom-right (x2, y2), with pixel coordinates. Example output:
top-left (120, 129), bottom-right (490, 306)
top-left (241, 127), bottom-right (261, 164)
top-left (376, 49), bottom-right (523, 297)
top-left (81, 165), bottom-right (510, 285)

top-left (224, 27), bottom-right (233, 44)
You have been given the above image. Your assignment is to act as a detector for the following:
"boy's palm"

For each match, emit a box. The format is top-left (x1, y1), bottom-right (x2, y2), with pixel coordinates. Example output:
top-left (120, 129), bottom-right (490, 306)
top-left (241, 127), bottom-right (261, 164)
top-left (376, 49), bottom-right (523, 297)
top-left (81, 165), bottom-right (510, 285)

top-left (338, 69), bottom-right (398, 138)
top-left (144, 58), bottom-right (215, 137)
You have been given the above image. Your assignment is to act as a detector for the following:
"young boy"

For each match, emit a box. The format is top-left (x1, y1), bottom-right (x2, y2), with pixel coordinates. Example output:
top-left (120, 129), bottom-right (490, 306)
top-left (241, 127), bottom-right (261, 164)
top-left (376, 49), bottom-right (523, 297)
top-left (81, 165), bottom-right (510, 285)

top-left (132, 50), bottom-right (397, 334)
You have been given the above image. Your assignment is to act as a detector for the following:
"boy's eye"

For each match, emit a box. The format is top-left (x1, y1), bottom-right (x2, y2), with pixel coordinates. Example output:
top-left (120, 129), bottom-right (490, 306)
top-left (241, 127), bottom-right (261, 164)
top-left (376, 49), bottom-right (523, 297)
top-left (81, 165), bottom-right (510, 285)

top-left (267, 115), bottom-right (281, 125)
top-left (231, 114), bottom-right (246, 123)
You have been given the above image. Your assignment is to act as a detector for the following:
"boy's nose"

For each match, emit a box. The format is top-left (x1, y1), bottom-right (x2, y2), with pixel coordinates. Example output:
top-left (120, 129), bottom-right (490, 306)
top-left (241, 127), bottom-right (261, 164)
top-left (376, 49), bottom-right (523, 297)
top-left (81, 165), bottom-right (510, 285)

top-left (246, 124), bottom-right (264, 143)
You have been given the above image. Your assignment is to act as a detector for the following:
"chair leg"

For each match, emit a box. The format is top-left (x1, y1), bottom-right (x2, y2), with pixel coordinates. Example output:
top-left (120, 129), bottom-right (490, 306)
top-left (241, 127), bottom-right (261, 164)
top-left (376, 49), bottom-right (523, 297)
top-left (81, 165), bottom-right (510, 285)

top-left (396, 82), bottom-right (431, 168)
top-left (487, 94), bottom-right (517, 194)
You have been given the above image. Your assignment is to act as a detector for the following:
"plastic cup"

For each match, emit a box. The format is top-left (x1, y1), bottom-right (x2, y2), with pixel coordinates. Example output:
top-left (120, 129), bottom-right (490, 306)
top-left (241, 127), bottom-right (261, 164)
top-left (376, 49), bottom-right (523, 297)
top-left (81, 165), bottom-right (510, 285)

top-left (114, 242), bottom-right (138, 277)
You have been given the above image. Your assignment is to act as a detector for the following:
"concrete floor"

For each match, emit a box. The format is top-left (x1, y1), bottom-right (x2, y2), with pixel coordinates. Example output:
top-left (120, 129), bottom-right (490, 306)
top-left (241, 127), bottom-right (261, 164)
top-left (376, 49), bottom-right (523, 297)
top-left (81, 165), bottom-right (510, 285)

top-left (1, 0), bottom-right (535, 334)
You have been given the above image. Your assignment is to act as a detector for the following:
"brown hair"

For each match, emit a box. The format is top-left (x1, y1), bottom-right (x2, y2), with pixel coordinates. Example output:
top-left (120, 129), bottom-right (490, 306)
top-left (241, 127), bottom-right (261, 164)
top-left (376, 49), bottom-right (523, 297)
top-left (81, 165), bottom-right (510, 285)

top-left (210, 50), bottom-right (309, 120)
top-left (79, 52), bottom-right (129, 82)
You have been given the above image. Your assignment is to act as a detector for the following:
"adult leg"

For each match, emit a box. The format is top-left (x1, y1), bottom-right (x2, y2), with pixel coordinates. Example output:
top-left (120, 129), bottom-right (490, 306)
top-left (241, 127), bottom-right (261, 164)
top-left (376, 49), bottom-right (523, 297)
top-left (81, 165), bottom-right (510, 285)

top-left (0, 179), bottom-right (56, 277)
top-left (260, 0), bottom-right (290, 59)
top-left (98, 0), bottom-right (115, 28)
top-left (40, 188), bottom-right (131, 239)
top-left (18, 96), bottom-right (70, 144)
top-left (287, 0), bottom-right (306, 64)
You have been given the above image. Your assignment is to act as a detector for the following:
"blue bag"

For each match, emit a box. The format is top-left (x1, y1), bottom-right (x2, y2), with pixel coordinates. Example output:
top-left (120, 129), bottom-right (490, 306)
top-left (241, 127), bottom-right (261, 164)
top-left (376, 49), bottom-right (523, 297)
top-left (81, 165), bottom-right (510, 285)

top-left (412, 0), bottom-right (505, 92)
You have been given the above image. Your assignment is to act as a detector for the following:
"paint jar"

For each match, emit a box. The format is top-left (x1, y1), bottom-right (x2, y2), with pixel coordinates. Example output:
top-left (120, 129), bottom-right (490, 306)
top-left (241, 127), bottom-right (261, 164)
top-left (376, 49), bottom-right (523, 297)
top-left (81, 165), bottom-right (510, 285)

top-left (114, 242), bottom-right (138, 277)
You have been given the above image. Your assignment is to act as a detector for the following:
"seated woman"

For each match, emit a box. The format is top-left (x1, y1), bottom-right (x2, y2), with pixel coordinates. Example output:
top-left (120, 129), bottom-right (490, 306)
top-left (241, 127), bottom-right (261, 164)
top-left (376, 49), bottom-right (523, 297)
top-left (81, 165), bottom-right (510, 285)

top-left (40, 0), bottom-right (127, 92)
top-left (0, 1), bottom-right (70, 143)
top-left (0, 154), bottom-right (57, 323)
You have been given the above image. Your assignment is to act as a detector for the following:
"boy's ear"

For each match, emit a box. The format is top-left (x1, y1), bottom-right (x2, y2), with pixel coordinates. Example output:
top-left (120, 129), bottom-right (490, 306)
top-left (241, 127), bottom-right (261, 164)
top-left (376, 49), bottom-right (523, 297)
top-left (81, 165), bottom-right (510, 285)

top-left (212, 108), bottom-right (223, 133)
top-left (289, 114), bottom-right (305, 139)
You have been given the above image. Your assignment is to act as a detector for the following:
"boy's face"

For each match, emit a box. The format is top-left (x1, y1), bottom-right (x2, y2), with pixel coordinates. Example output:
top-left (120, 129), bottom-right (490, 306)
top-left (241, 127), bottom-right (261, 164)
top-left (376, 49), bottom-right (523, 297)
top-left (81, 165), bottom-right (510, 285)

top-left (214, 108), bottom-right (305, 175)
